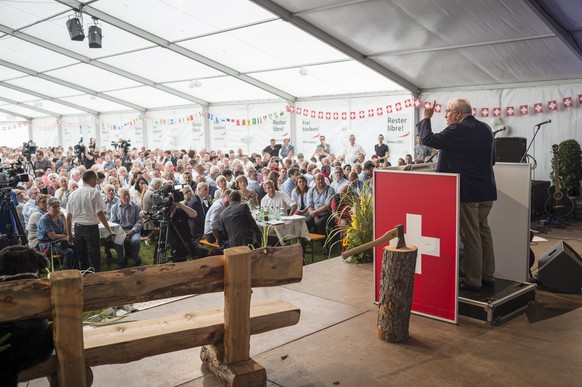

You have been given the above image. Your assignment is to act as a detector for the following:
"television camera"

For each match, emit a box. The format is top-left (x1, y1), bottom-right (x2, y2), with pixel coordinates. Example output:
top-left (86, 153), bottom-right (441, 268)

top-left (21, 140), bottom-right (37, 161)
top-left (0, 161), bottom-right (30, 189)
top-left (111, 139), bottom-right (131, 155)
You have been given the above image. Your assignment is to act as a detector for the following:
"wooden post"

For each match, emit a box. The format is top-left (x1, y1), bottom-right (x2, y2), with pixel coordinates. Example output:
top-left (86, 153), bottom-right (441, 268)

top-left (49, 270), bottom-right (86, 386)
top-left (202, 246), bottom-right (267, 386)
top-left (224, 246), bottom-right (252, 364)
top-left (377, 245), bottom-right (418, 343)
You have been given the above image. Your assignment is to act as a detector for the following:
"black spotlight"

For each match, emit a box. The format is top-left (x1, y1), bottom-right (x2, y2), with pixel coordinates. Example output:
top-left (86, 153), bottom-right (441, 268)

top-left (88, 18), bottom-right (102, 48)
top-left (66, 14), bottom-right (85, 41)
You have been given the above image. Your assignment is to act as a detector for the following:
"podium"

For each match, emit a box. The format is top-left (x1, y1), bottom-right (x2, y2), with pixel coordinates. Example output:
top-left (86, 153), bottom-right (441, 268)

top-left (374, 163), bottom-right (533, 325)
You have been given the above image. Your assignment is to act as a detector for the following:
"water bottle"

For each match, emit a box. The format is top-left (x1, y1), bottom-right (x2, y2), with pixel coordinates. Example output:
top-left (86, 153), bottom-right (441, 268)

top-left (274, 207), bottom-right (281, 221)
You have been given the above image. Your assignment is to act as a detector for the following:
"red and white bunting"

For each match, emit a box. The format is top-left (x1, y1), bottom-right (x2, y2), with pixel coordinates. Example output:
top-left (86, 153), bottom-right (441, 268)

top-left (548, 100), bottom-right (558, 111)
top-left (303, 109), bottom-right (309, 117)
top-left (481, 108), bottom-right (489, 117)
top-left (414, 98), bottom-right (421, 108)
top-left (367, 109), bottom-right (374, 117)
top-left (318, 111), bottom-right (323, 119)
top-left (506, 106), bottom-right (515, 116)
top-left (472, 108), bottom-right (477, 116)
top-left (579, 94), bottom-right (582, 104)
top-left (386, 105), bottom-right (393, 113)
top-left (435, 104), bottom-right (442, 113)
top-left (404, 99), bottom-right (412, 108)
top-left (350, 112), bottom-right (356, 120)
top-left (296, 107), bottom-right (302, 115)
top-left (492, 107), bottom-right (501, 117)
top-left (534, 103), bottom-right (543, 114)
top-left (359, 110), bottom-right (365, 119)
top-left (563, 97), bottom-right (573, 109)
top-left (519, 105), bottom-right (529, 116)
top-left (310, 110), bottom-right (316, 118)
top-left (286, 105), bottom-right (294, 113)
top-left (424, 101), bottom-right (432, 109)
top-left (395, 102), bottom-right (402, 111)
top-left (325, 112), bottom-right (331, 120)
top-left (341, 112), bottom-right (347, 120)
top-left (377, 107), bottom-right (383, 116)
top-left (333, 112), bottom-right (338, 120)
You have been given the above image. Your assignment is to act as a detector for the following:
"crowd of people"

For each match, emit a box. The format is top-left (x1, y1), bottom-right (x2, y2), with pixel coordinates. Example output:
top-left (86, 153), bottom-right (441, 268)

top-left (0, 132), bottom-right (435, 271)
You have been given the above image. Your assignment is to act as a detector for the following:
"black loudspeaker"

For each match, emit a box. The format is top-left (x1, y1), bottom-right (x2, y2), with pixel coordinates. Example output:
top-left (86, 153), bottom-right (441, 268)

top-left (496, 137), bottom-right (526, 162)
top-left (538, 240), bottom-right (582, 293)
top-left (88, 25), bottom-right (102, 48)
top-left (531, 180), bottom-right (550, 220)
top-left (66, 17), bottom-right (85, 41)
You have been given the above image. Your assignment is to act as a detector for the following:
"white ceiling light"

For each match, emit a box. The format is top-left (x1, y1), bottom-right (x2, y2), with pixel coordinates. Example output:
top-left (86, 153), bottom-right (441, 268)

top-left (188, 79), bottom-right (202, 88)
top-left (299, 67), bottom-right (308, 76)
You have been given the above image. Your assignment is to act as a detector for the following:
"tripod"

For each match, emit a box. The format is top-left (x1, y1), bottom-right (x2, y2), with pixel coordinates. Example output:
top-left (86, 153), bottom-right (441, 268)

top-left (150, 208), bottom-right (195, 264)
top-left (0, 188), bottom-right (28, 248)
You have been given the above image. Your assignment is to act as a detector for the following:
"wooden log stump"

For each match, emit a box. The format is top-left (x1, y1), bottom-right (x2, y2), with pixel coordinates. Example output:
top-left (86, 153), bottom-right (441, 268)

top-left (377, 245), bottom-right (418, 343)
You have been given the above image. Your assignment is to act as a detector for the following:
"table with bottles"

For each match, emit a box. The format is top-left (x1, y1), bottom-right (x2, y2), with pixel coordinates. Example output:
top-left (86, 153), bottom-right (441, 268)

top-left (252, 206), bottom-right (311, 246)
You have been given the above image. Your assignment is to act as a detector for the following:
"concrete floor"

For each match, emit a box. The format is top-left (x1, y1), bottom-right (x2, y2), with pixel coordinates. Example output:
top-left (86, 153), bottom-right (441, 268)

top-left (23, 219), bottom-right (582, 387)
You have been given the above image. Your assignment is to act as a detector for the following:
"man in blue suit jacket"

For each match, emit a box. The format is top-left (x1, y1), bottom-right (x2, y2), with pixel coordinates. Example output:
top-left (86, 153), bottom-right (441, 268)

top-left (418, 98), bottom-right (497, 292)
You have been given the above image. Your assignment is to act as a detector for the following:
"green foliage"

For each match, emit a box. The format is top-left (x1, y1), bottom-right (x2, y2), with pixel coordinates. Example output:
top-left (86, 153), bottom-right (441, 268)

top-left (326, 180), bottom-right (374, 263)
top-left (552, 139), bottom-right (582, 196)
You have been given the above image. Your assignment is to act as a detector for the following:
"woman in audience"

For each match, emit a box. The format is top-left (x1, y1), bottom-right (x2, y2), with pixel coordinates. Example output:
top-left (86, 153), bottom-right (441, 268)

top-left (235, 175), bottom-right (259, 207)
top-left (213, 175), bottom-right (228, 201)
top-left (27, 194), bottom-right (49, 249)
top-left (131, 176), bottom-right (149, 208)
top-left (37, 198), bottom-right (76, 269)
top-left (291, 175), bottom-right (310, 217)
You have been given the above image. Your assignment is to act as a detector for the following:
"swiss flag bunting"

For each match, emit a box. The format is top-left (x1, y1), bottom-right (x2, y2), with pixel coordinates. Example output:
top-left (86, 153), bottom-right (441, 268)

top-left (492, 107), bottom-right (501, 117)
top-left (548, 100), bottom-right (558, 111)
top-left (350, 112), bottom-right (356, 120)
top-left (533, 103), bottom-right (543, 114)
top-left (481, 108), bottom-right (489, 117)
top-left (579, 94), bottom-right (582, 104)
top-left (435, 104), bottom-right (442, 113)
top-left (563, 97), bottom-right (573, 109)
top-left (367, 109), bottom-right (374, 117)
top-left (377, 107), bottom-right (383, 116)
top-left (325, 112), bottom-right (331, 120)
top-left (404, 99), bottom-right (412, 108)
top-left (333, 112), bottom-right (338, 120)
top-left (318, 111), bottom-right (323, 119)
top-left (424, 101), bottom-right (432, 108)
top-left (414, 98), bottom-right (421, 108)
top-left (359, 111), bottom-right (365, 119)
top-left (386, 105), bottom-right (393, 113)
top-left (310, 110), bottom-right (316, 118)
top-left (506, 106), bottom-right (515, 116)
top-left (286, 105), bottom-right (294, 113)
top-left (519, 105), bottom-right (529, 116)
top-left (296, 107), bottom-right (302, 115)
top-left (395, 102), bottom-right (402, 111)
top-left (472, 108), bottom-right (476, 116)
top-left (341, 112), bottom-right (347, 120)
top-left (303, 109), bottom-right (308, 117)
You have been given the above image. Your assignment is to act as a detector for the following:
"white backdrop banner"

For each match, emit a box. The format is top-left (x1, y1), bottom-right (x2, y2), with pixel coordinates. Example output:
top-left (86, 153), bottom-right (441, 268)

top-left (1, 121), bottom-right (30, 148)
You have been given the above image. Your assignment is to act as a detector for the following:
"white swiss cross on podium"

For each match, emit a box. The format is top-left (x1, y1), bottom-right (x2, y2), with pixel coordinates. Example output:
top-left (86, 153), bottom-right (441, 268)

top-left (390, 214), bottom-right (440, 274)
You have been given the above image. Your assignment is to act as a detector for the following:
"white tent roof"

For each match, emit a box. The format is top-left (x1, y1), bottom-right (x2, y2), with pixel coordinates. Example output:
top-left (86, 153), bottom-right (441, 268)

top-left (1, 0), bottom-right (581, 119)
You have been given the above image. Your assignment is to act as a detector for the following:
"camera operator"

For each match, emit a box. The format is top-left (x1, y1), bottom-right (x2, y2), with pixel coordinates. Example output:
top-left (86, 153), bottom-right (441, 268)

top-left (165, 189), bottom-right (208, 262)
top-left (82, 139), bottom-right (97, 169)
top-left (33, 150), bottom-right (52, 177)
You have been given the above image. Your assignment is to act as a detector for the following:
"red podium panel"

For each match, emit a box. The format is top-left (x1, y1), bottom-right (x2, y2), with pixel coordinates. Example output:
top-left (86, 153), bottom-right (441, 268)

top-left (374, 169), bottom-right (459, 323)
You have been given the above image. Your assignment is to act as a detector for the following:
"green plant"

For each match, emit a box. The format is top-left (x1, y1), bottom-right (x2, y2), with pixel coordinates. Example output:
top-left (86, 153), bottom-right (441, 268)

top-left (325, 180), bottom-right (374, 263)
top-left (551, 139), bottom-right (582, 197)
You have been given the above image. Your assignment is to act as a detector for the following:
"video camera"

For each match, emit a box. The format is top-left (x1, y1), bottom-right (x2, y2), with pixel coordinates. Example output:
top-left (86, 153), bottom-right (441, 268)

top-left (21, 140), bottom-right (37, 161)
top-left (0, 161), bottom-right (29, 189)
top-left (74, 137), bottom-right (85, 157)
top-left (152, 184), bottom-right (184, 210)
top-left (111, 139), bottom-right (131, 154)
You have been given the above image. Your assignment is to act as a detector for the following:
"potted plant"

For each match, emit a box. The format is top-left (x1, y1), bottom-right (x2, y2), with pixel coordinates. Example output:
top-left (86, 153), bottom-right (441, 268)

top-left (552, 139), bottom-right (582, 198)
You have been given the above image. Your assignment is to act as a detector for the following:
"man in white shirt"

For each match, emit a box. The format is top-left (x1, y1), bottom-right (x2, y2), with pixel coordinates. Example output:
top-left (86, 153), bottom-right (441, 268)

top-left (260, 180), bottom-right (297, 216)
top-left (204, 189), bottom-right (231, 247)
top-left (66, 170), bottom-right (115, 272)
top-left (340, 134), bottom-right (366, 165)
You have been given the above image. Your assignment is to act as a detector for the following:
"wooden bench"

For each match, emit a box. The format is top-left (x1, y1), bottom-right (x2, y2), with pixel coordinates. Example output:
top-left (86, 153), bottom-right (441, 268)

top-left (2, 244), bottom-right (303, 386)
top-left (306, 233), bottom-right (327, 262)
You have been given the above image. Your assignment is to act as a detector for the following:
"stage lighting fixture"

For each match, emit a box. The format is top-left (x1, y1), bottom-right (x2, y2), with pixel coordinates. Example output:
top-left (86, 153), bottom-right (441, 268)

top-left (88, 18), bottom-right (102, 48)
top-left (66, 12), bottom-right (85, 41)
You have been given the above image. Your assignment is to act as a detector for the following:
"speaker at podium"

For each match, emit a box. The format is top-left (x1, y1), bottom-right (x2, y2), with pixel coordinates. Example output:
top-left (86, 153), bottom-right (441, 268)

top-left (496, 137), bottom-right (527, 162)
top-left (537, 240), bottom-right (582, 293)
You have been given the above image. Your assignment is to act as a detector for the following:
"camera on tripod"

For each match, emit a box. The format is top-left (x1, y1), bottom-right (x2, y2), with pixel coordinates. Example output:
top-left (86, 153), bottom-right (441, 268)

top-left (0, 162), bottom-right (30, 189)
top-left (74, 139), bottom-right (85, 159)
top-left (152, 184), bottom-right (184, 212)
top-left (111, 139), bottom-right (131, 154)
top-left (22, 140), bottom-right (37, 161)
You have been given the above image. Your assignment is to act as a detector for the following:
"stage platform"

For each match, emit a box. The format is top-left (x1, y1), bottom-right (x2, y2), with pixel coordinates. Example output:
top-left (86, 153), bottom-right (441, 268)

top-left (21, 220), bottom-right (582, 387)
